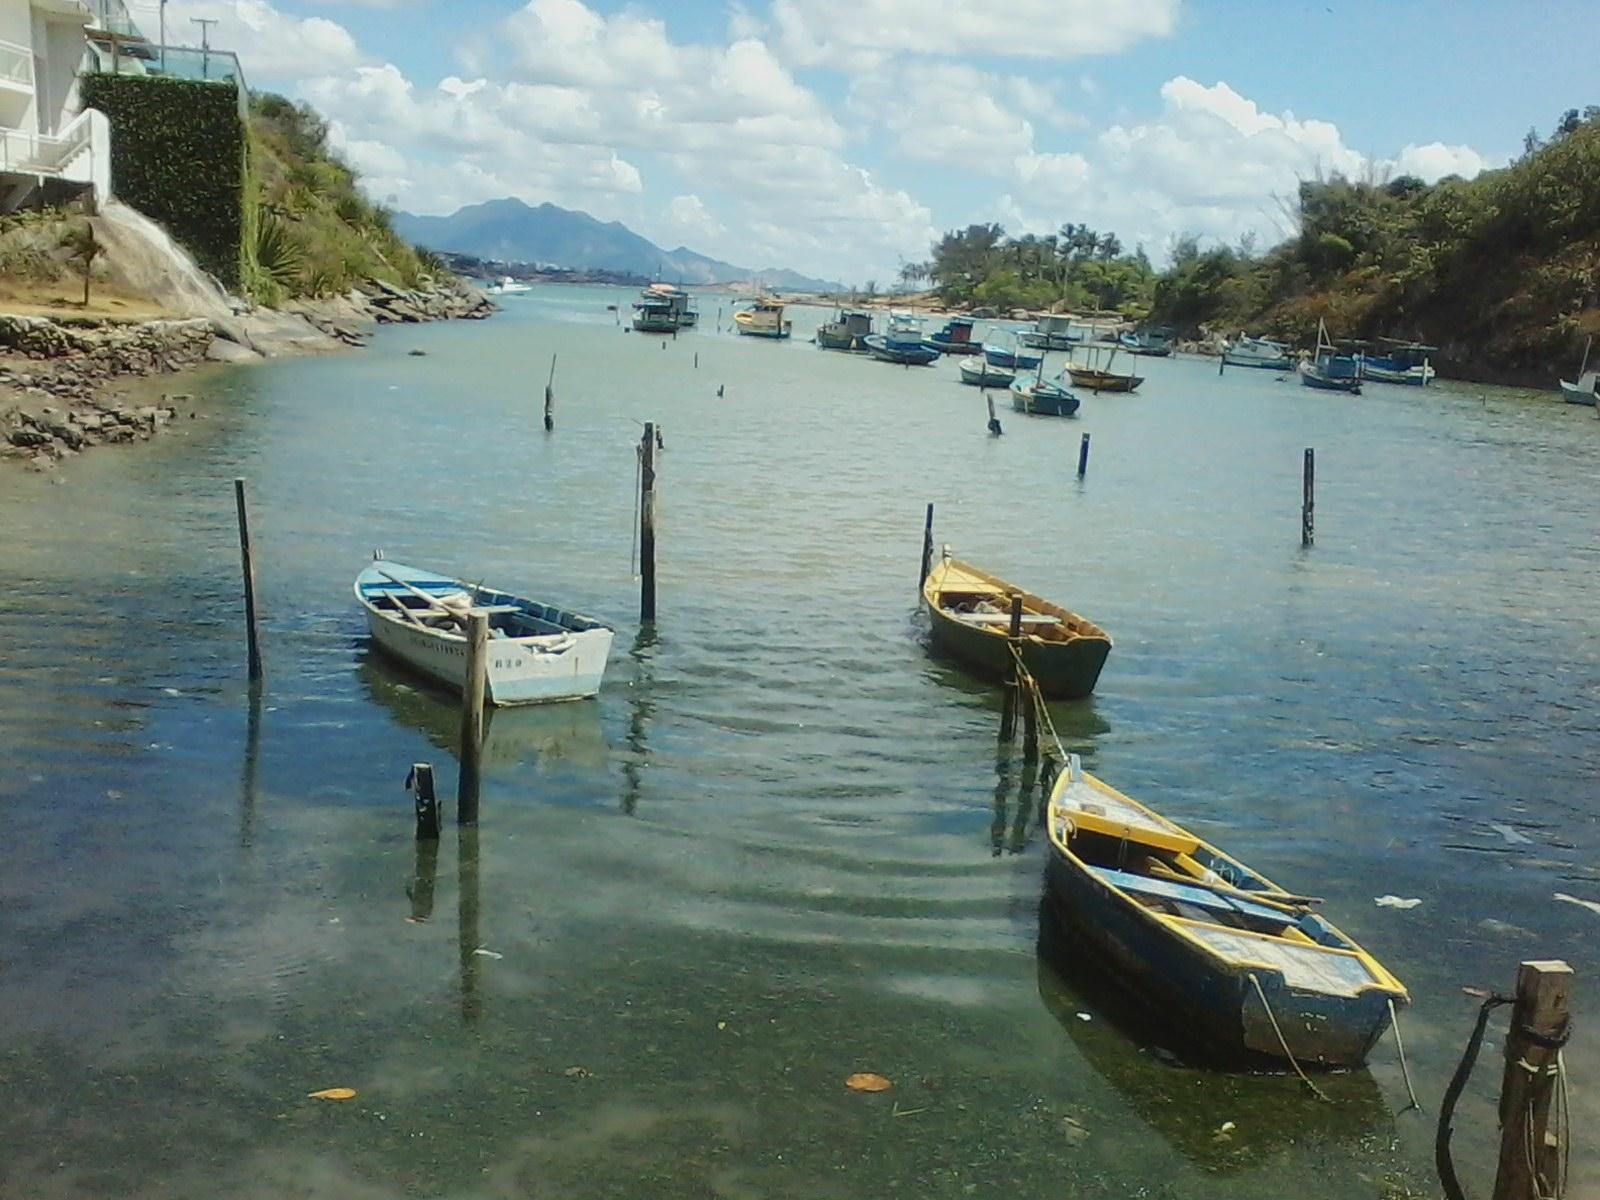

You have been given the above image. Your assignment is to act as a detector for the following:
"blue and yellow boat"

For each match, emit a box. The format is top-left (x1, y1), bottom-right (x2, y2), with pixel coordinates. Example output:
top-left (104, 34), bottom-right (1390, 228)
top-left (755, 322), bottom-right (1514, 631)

top-left (1045, 761), bottom-right (1407, 1068)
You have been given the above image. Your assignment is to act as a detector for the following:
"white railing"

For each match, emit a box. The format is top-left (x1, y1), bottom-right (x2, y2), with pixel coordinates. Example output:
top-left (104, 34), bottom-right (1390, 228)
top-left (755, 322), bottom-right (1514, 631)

top-left (0, 110), bottom-right (95, 176)
top-left (0, 37), bottom-right (35, 90)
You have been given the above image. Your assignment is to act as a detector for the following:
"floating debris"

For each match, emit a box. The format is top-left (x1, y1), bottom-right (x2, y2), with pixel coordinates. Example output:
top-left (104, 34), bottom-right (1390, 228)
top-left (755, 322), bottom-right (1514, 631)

top-left (308, 1087), bottom-right (356, 1101)
top-left (472, 947), bottom-right (503, 959)
top-left (1553, 892), bottom-right (1600, 917)
top-left (1488, 822), bottom-right (1533, 846)
top-left (846, 1073), bottom-right (893, 1093)
top-left (1374, 895), bottom-right (1423, 909)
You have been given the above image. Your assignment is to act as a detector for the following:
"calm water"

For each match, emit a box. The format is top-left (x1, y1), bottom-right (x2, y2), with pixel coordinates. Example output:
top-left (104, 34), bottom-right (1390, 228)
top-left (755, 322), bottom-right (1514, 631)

top-left (2, 288), bottom-right (1596, 1199)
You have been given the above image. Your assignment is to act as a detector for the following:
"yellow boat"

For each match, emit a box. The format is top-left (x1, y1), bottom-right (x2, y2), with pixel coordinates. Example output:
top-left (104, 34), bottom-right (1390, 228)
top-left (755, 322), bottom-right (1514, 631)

top-left (1044, 760), bottom-right (1408, 1068)
top-left (733, 297), bottom-right (792, 339)
top-left (922, 553), bottom-right (1111, 699)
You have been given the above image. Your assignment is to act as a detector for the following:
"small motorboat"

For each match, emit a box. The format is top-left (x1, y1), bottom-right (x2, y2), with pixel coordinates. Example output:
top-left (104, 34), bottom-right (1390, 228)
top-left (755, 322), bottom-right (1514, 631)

top-left (1358, 340), bottom-right (1435, 385)
top-left (923, 552), bottom-right (1110, 699)
top-left (1222, 333), bottom-right (1292, 370)
top-left (983, 342), bottom-right (1042, 370)
top-left (925, 317), bottom-right (981, 355)
top-left (1118, 327), bottom-right (1174, 357)
top-left (1299, 319), bottom-right (1362, 394)
top-left (354, 560), bottom-right (614, 705)
top-left (959, 357), bottom-right (1016, 388)
top-left (1018, 313), bottom-right (1080, 350)
top-left (1044, 759), bottom-right (1408, 1067)
top-left (865, 317), bottom-right (940, 365)
top-left (1065, 342), bottom-right (1143, 392)
top-left (1559, 338), bottom-right (1596, 405)
top-left (1010, 374), bottom-right (1081, 416)
top-left (734, 297), bottom-right (792, 339)
top-left (486, 275), bottom-right (533, 295)
top-left (815, 308), bottom-right (874, 351)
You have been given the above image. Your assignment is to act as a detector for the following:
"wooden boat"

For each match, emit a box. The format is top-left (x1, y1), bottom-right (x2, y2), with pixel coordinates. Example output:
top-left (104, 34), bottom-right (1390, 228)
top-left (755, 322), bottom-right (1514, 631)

top-left (815, 309), bottom-right (873, 351)
top-left (631, 283), bottom-right (697, 333)
top-left (733, 297), bottom-right (792, 339)
top-left (1019, 313), bottom-right (1080, 350)
top-left (1559, 338), bottom-right (1596, 405)
top-left (865, 318), bottom-right (940, 365)
top-left (1299, 319), bottom-right (1362, 393)
top-left (1119, 328), bottom-right (1173, 357)
top-left (926, 317), bottom-right (981, 355)
top-left (1065, 342), bottom-right (1143, 392)
top-left (982, 342), bottom-right (1041, 370)
top-left (1044, 760), bottom-right (1407, 1067)
top-left (354, 560), bottom-right (614, 705)
top-left (922, 553), bottom-right (1110, 698)
top-left (1358, 339), bottom-right (1435, 385)
top-left (1010, 375), bottom-right (1081, 416)
top-left (959, 357), bottom-right (1016, 387)
top-left (1222, 333), bottom-right (1292, 370)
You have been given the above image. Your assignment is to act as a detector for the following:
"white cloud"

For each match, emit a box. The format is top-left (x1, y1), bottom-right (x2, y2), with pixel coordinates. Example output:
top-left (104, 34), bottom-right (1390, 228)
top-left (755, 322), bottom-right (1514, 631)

top-left (1391, 141), bottom-right (1487, 182)
top-left (155, 0), bottom-right (364, 81)
top-left (659, 194), bottom-right (725, 245)
top-left (851, 63), bottom-right (1036, 172)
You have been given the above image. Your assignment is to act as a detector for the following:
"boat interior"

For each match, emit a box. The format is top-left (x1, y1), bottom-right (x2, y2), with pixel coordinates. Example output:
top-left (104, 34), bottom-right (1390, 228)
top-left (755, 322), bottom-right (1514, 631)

top-left (364, 579), bottom-right (591, 640)
top-left (930, 565), bottom-right (1105, 643)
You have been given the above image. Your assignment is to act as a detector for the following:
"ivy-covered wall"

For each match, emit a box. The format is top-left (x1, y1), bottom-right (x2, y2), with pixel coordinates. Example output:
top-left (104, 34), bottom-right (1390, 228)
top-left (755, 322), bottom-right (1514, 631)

top-left (79, 75), bottom-right (246, 288)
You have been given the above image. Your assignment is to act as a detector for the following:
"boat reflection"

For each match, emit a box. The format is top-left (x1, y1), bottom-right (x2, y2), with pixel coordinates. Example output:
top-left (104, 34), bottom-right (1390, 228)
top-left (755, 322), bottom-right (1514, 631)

top-left (359, 650), bottom-right (607, 771)
top-left (1035, 901), bottom-right (1393, 1171)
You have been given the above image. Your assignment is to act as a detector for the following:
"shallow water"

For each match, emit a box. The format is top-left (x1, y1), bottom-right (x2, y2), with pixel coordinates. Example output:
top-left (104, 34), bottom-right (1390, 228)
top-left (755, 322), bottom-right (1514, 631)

top-left (2, 288), bottom-right (1596, 1198)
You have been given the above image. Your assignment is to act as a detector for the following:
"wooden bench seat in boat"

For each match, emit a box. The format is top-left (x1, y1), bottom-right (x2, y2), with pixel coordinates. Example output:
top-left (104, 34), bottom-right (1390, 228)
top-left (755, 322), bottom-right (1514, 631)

top-left (1088, 865), bottom-right (1289, 926)
top-left (946, 611), bottom-right (1061, 627)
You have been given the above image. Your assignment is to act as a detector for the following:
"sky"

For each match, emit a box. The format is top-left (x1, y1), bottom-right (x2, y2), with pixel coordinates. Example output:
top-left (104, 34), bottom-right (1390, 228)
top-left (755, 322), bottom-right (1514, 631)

top-left (119, 0), bottom-right (1597, 283)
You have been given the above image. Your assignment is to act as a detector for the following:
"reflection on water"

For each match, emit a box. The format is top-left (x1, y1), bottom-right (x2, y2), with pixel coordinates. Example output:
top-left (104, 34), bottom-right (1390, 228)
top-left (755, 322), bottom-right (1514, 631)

top-left (458, 828), bottom-right (482, 1025)
top-left (622, 627), bottom-right (657, 816)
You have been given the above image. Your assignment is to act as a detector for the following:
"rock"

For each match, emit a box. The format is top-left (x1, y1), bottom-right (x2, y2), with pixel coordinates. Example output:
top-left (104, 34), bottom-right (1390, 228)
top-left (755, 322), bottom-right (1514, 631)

top-left (207, 339), bottom-right (263, 363)
top-left (408, 349), bottom-right (427, 356)
top-left (8, 427), bottom-right (50, 448)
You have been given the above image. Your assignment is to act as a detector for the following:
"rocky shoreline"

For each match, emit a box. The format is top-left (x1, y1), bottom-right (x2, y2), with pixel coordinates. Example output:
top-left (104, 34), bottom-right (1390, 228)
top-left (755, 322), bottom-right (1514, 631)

top-left (0, 277), bottom-right (495, 470)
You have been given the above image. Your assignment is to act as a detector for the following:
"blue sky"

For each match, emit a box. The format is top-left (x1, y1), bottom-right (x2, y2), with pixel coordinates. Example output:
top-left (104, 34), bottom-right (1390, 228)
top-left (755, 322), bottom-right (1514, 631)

top-left (127, 1), bottom-right (1597, 282)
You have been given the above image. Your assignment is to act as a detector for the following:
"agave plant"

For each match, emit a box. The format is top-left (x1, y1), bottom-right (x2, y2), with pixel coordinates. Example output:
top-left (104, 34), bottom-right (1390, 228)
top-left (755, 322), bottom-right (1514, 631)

top-left (254, 215), bottom-right (305, 290)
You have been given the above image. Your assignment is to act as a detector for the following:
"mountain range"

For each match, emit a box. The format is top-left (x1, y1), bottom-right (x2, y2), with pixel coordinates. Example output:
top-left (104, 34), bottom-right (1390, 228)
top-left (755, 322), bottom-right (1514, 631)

top-left (394, 198), bottom-right (840, 292)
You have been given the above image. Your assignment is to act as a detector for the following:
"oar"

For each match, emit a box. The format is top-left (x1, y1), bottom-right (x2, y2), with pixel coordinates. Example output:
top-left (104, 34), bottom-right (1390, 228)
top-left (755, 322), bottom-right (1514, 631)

top-left (1147, 862), bottom-right (1322, 914)
top-left (374, 567), bottom-right (465, 623)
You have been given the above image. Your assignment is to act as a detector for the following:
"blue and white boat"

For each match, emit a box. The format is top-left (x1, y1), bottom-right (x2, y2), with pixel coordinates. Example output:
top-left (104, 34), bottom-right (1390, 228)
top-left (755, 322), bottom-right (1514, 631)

top-left (1222, 333), bottom-right (1293, 370)
top-left (355, 559), bottom-right (614, 705)
top-left (1019, 313), bottom-right (1080, 350)
top-left (1299, 319), bottom-right (1362, 394)
top-left (1010, 373), bottom-right (1081, 417)
top-left (959, 357), bottom-right (1016, 387)
top-left (864, 315), bottom-right (941, 365)
top-left (1359, 341), bottom-right (1435, 386)
top-left (926, 316), bottom-right (981, 355)
top-left (983, 342), bottom-right (1042, 370)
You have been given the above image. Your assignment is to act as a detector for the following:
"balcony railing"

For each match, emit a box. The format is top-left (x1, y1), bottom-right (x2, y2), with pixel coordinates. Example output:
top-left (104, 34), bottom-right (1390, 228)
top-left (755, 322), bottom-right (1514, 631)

top-left (86, 40), bottom-right (249, 117)
top-left (0, 111), bottom-right (93, 176)
top-left (0, 37), bottom-right (34, 91)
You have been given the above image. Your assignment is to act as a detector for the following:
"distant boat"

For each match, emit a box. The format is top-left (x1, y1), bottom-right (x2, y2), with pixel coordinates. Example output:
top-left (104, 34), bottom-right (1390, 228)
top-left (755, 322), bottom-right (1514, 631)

top-left (1019, 313), bottom-right (1080, 350)
top-left (863, 315), bottom-right (940, 365)
top-left (1044, 759), bottom-right (1408, 1068)
top-left (815, 308), bottom-right (874, 351)
top-left (1065, 342), bottom-right (1144, 393)
top-left (1359, 340), bottom-right (1435, 385)
top-left (923, 552), bottom-right (1111, 699)
top-left (1010, 374), bottom-right (1081, 416)
top-left (926, 317), bottom-right (981, 355)
top-left (354, 560), bottom-right (614, 705)
top-left (1222, 333), bottom-right (1292, 370)
top-left (632, 284), bottom-right (697, 333)
top-left (959, 357), bottom-right (1016, 388)
top-left (1559, 337), bottom-right (1596, 405)
top-left (486, 276), bottom-right (532, 295)
top-left (983, 342), bottom-right (1042, 370)
top-left (1299, 319), bottom-right (1362, 394)
top-left (1118, 327), bottom-right (1173, 357)
top-left (734, 297), bottom-right (793, 339)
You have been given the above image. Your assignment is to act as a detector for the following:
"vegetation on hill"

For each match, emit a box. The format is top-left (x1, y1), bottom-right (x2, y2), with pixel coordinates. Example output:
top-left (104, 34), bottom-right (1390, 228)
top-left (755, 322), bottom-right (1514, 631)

top-left (244, 92), bottom-right (440, 305)
top-left (910, 106), bottom-right (1600, 381)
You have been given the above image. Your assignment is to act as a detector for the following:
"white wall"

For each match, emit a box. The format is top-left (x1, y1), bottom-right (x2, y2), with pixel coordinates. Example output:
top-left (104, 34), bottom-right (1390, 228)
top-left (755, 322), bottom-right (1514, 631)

top-left (0, 0), bottom-right (39, 136)
top-left (36, 11), bottom-right (84, 132)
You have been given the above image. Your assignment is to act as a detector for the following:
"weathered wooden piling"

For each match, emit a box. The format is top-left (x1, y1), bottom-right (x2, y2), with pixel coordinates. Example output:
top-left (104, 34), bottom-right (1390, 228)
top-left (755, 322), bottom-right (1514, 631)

top-left (544, 353), bottom-right (556, 432)
top-left (233, 477), bottom-right (263, 682)
top-left (1021, 680), bottom-right (1039, 762)
top-left (639, 422), bottom-right (658, 623)
top-left (1217, 352), bottom-right (1226, 376)
top-left (999, 592), bottom-right (1023, 743)
top-left (1077, 432), bottom-right (1091, 478)
top-left (919, 503), bottom-right (935, 588)
top-left (694, 351), bottom-right (699, 369)
top-left (986, 393), bottom-right (1002, 435)
top-left (1301, 448), bottom-right (1315, 546)
top-left (457, 611), bottom-right (488, 824)
top-left (412, 762), bottom-right (439, 840)
top-left (1491, 960), bottom-right (1572, 1200)
top-left (409, 836), bottom-right (438, 922)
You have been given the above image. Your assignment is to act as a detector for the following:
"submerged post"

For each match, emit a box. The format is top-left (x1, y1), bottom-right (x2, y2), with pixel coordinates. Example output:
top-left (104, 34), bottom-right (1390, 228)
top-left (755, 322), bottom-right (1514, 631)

top-left (412, 762), bottom-right (439, 840)
top-left (919, 502), bottom-right (935, 589)
top-left (457, 611), bottom-right (488, 824)
top-left (233, 477), bottom-right (263, 682)
top-left (1077, 432), bottom-right (1091, 479)
top-left (1301, 448), bottom-right (1315, 547)
top-left (999, 592), bottom-right (1023, 743)
top-left (986, 393), bottom-right (1002, 435)
top-left (640, 421), bottom-right (658, 624)
top-left (544, 353), bottom-right (556, 432)
top-left (1491, 960), bottom-right (1572, 1200)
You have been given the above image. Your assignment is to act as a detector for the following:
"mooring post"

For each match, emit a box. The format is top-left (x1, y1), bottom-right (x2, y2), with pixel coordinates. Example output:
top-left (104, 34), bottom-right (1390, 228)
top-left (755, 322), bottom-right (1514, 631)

top-left (1491, 960), bottom-right (1573, 1200)
top-left (1021, 678), bottom-right (1039, 763)
top-left (1077, 432), bottom-right (1091, 478)
top-left (1301, 448), bottom-right (1315, 547)
top-left (544, 353), bottom-right (556, 432)
top-left (999, 592), bottom-right (1023, 743)
top-left (640, 421), bottom-right (658, 624)
top-left (986, 392), bottom-right (1002, 435)
top-left (457, 611), bottom-right (488, 824)
top-left (233, 477), bottom-right (263, 682)
top-left (1218, 351), bottom-right (1226, 376)
top-left (412, 762), bottom-right (439, 840)
top-left (694, 351), bottom-right (699, 369)
top-left (919, 502), bottom-right (935, 588)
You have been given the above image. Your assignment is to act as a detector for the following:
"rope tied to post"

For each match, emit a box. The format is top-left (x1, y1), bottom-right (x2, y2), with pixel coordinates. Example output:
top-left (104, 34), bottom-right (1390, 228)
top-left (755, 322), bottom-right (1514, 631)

top-left (1437, 991), bottom-right (1515, 1200)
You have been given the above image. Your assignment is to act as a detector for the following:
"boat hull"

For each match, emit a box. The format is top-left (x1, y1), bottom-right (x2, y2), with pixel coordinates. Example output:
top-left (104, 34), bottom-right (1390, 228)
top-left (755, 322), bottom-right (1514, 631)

top-left (1559, 372), bottom-right (1598, 405)
top-left (1066, 367), bottom-right (1142, 393)
top-left (1020, 331), bottom-right (1078, 350)
top-left (816, 327), bottom-right (866, 351)
top-left (959, 359), bottom-right (1015, 387)
top-left (982, 344), bottom-right (1041, 370)
top-left (1222, 344), bottom-right (1292, 369)
top-left (632, 315), bottom-right (679, 334)
top-left (1010, 380), bottom-right (1080, 416)
top-left (1299, 363), bottom-right (1362, 393)
top-left (356, 564), bottom-right (614, 706)
top-left (864, 335), bottom-right (939, 365)
top-left (1360, 362), bottom-right (1433, 385)
top-left (923, 557), bottom-right (1109, 699)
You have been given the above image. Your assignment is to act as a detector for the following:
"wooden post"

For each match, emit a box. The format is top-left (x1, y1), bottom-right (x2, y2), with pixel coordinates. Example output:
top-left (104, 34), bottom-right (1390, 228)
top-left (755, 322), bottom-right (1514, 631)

top-left (639, 422), bottom-right (657, 624)
top-left (919, 502), bottom-right (934, 588)
top-left (1491, 960), bottom-right (1572, 1200)
top-left (1077, 433), bottom-right (1090, 478)
top-left (412, 762), bottom-right (439, 840)
top-left (1218, 351), bottom-right (1226, 376)
top-left (233, 478), bottom-right (263, 682)
top-left (999, 592), bottom-right (1023, 743)
top-left (543, 353), bottom-right (556, 432)
top-left (1021, 677), bottom-right (1039, 762)
top-left (986, 392), bottom-right (1001, 435)
top-left (457, 611), bottom-right (488, 824)
top-left (694, 351), bottom-right (699, 369)
top-left (1301, 448), bottom-right (1315, 547)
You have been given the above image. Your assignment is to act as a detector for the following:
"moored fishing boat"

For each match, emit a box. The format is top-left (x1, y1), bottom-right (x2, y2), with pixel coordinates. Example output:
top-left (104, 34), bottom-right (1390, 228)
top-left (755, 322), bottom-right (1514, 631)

top-left (959, 357), bottom-right (1016, 387)
top-left (1299, 318), bottom-right (1362, 394)
top-left (354, 560), bottom-right (614, 705)
top-left (1044, 759), bottom-right (1407, 1067)
top-left (1358, 339), bottom-right (1435, 385)
top-left (631, 283), bottom-right (697, 333)
top-left (983, 342), bottom-right (1042, 370)
top-left (1558, 337), bottom-right (1596, 405)
top-left (734, 297), bottom-right (793, 339)
top-left (1010, 374), bottom-right (1081, 416)
top-left (1119, 327), bottom-right (1173, 357)
top-left (926, 317), bottom-right (981, 354)
top-left (1019, 313), bottom-right (1079, 350)
top-left (1222, 333), bottom-right (1293, 370)
top-left (815, 308), bottom-right (874, 351)
top-left (1065, 342), bottom-right (1144, 392)
top-left (864, 315), bottom-right (940, 365)
top-left (922, 552), bottom-right (1109, 698)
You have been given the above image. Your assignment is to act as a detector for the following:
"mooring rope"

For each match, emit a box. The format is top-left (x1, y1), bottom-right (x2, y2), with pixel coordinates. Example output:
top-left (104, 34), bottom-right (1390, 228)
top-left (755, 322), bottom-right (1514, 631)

top-left (1247, 971), bottom-right (1331, 1102)
top-left (1389, 997), bottom-right (1422, 1112)
top-left (1437, 991), bottom-right (1514, 1200)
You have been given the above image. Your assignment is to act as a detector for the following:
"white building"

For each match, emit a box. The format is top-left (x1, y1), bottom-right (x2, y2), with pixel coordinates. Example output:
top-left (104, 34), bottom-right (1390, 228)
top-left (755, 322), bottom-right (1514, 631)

top-left (0, 0), bottom-right (111, 212)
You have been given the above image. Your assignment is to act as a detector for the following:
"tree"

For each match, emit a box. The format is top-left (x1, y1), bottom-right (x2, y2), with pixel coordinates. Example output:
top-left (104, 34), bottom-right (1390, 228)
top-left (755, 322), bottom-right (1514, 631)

top-left (61, 221), bottom-right (103, 307)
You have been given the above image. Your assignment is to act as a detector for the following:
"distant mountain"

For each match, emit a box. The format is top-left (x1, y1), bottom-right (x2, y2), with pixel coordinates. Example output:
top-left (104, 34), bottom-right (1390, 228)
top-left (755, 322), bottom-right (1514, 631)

top-left (394, 198), bottom-right (839, 292)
